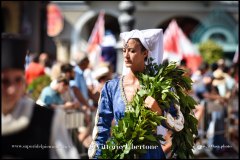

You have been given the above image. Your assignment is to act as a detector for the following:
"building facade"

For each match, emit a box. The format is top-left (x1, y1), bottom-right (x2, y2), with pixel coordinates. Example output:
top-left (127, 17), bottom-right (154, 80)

top-left (2, 1), bottom-right (238, 73)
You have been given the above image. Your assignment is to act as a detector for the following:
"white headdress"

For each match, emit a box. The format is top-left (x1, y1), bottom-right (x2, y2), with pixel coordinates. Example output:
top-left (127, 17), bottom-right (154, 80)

top-left (120, 29), bottom-right (163, 75)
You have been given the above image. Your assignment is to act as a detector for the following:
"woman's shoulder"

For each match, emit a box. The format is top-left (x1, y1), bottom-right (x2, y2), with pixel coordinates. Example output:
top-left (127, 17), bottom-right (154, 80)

top-left (108, 75), bottom-right (121, 83)
top-left (103, 76), bottom-right (121, 91)
top-left (106, 76), bottom-right (121, 85)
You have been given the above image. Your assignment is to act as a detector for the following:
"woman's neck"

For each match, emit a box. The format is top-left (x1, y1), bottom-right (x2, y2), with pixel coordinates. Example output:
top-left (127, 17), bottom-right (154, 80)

top-left (124, 70), bottom-right (140, 87)
top-left (122, 71), bottom-right (140, 103)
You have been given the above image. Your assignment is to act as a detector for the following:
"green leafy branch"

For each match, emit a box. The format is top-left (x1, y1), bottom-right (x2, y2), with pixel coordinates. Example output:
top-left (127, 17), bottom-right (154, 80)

top-left (100, 58), bottom-right (198, 159)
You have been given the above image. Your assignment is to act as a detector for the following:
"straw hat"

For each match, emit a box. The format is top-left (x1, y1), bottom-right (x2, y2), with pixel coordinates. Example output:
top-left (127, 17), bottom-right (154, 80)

top-left (212, 69), bottom-right (226, 86)
top-left (92, 66), bottom-right (109, 80)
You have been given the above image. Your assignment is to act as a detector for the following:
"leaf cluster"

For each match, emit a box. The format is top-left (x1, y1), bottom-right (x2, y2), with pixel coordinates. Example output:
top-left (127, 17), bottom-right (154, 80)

top-left (100, 58), bottom-right (198, 159)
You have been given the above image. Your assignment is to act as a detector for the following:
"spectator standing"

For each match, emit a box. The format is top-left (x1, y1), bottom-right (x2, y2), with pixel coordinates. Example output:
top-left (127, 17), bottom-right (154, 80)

top-left (25, 53), bottom-right (45, 85)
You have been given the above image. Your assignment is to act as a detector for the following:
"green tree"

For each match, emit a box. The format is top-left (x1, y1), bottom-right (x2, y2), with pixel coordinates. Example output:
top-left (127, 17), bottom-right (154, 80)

top-left (27, 75), bottom-right (51, 101)
top-left (198, 40), bottom-right (224, 64)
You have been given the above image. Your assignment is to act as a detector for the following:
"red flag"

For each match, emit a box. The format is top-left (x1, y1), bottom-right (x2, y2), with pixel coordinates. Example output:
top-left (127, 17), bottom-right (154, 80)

top-left (47, 3), bottom-right (64, 37)
top-left (163, 20), bottom-right (202, 72)
top-left (87, 11), bottom-right (105, 53)
top-left (87, 11), bottom-right (105, 68)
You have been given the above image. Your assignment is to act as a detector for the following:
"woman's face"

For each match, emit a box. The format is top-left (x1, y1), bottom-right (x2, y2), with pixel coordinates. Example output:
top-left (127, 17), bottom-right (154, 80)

top-left (58, 82), bottom-right (69, 94)
top-left (123, 39), bottom-right (148, 72)
top-left (1, 69), bottom-right (26, 111)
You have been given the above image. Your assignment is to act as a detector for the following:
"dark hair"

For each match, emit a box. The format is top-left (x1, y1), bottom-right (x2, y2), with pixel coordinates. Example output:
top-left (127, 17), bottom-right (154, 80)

top-left (130, 38), bottom-right (147, 52)
top-left (180, 59), bottom-right (187, 66)
top-left (77, 55), bottom-right (89, 65)
top-left (61, 64), bottom-right (73, 73)
top-left (128, 38), bottom-right (148, 61)
top-left (211, 62), bottom-right (218, 72)
top-left (199, 62), bottom-right (209, 72)
top-left (223, 66), bottom-right (230, 73)
top-left (98, 75), bottom-right (109, 82)
top-left (56, 75), bottom-right (69, 85)
top-left (32, 53), bottom-right (39, 63)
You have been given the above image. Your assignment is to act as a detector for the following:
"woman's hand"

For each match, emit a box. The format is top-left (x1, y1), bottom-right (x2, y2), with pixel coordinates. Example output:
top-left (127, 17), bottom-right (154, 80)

top-left (64, 101), bottom-right (75, 109)
top-left (144, 96), bottom-right (162, 116)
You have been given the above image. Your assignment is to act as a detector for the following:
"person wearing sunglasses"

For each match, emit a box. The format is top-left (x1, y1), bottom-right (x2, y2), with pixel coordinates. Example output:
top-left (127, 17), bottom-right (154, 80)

top-left (1, 33), bottom-right (79, 159)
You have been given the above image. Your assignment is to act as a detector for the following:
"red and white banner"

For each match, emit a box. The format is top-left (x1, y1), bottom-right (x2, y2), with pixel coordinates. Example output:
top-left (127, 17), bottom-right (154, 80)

top-left (47, 3), bottom-right (64, 37)
top-left (87, 11), bottom-right (105, 68)
top-left (163, 20), bottom-right (202, 72)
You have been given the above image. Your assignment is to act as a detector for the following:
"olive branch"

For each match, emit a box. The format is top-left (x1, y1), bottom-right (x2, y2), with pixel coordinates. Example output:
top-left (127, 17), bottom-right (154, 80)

top-left (100, 58), bottom-right (198, 159)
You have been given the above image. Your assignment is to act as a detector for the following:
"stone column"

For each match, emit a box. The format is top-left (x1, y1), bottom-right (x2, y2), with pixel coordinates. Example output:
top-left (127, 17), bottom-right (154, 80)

top-left (116, 1), bottom-right (136, 74)
top-left (118, 1), bottom-right (136, 32)
top-left (55, 38), bottom-right (69, 64)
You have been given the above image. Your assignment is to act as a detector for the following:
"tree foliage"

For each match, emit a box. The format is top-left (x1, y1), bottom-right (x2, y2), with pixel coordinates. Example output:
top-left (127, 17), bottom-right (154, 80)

top-left (199, 40), bottom-right (224, 64)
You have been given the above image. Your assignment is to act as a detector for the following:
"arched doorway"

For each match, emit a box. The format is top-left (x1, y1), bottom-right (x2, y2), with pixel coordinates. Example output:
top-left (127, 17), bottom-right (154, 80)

top-left (84, 14), bottom-right (120, 41)
top-left (157, 16), bottom-right (200, 40)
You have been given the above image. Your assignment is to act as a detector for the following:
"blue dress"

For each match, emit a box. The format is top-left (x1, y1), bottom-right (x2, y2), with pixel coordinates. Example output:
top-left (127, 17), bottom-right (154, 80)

top-left (88, 77), bottom-right (175, 159)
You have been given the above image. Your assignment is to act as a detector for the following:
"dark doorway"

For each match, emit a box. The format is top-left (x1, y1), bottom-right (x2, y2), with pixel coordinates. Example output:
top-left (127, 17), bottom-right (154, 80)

top-left (157, 17), bottom-right (200, 40)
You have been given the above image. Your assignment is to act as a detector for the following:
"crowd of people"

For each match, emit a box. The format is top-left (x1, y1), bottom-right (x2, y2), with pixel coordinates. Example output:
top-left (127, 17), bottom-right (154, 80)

top-left (189, 59), bottom-right (239, 157)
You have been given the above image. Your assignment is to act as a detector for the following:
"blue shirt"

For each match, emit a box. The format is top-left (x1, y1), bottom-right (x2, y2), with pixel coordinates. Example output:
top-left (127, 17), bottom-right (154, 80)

top-left (39, 86), bottom-right (64, 107)
top-left (72, 65), bottom-right (89, 100)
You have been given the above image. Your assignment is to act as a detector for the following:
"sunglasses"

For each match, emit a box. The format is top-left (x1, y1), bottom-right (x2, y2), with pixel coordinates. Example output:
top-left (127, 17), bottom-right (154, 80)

top-left (1, 76), bottom-right (24, 86)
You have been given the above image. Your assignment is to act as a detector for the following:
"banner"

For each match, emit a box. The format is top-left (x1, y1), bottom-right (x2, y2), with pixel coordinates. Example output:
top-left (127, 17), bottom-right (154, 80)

top-left (163, 20), bottom-right (202, 72)
top-left (87, 11), bottom-right (105, 68)
top-left (47, 3), bottom-right (64, 37)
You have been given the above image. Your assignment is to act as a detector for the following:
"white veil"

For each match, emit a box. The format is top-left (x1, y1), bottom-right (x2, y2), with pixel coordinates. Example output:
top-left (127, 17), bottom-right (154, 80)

top-left (120, 29), bottom-right (163, 75)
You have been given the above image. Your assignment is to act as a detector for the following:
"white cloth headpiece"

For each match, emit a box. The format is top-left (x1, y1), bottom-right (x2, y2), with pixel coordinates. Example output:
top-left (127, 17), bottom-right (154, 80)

top-left (120, 29), bottom-right (163, 75)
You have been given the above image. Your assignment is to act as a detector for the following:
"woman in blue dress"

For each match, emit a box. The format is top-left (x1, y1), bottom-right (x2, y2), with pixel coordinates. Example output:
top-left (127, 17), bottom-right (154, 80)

top-left (88, 29), bottom-right (184, 159)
